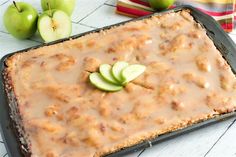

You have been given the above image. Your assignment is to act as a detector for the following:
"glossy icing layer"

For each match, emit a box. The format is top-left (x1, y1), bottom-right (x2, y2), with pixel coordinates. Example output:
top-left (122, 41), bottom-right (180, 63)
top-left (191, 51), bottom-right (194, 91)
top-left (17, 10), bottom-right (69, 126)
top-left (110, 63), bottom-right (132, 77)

top-left (5, 10), bottom-right (236, 157)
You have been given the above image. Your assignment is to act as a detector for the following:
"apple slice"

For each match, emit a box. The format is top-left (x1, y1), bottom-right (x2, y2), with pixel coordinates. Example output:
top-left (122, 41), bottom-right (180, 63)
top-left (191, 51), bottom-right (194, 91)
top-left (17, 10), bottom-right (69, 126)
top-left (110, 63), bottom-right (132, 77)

top-left (112, 61), bottom-right (129, 83)
top-left (38, 10), bottom-right (72, 42)
top-left (89, 73), bottom-right (123, 92)
top-left (99, 64), bottom-right (120, 85)
top-left (121, 64), bottom-right (146, 83)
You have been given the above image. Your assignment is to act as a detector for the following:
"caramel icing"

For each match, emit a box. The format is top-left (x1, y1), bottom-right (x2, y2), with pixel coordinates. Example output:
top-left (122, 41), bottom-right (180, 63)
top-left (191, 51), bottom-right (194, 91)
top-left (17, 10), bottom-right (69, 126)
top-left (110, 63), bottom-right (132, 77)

top-left (5, 10), bottom-right (236, 157)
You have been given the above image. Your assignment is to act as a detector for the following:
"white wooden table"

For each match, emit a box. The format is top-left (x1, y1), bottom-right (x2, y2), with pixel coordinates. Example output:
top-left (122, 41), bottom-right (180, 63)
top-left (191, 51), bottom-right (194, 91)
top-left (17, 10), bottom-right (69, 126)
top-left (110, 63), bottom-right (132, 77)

top-left (0, 0), bottom-right (236, 157)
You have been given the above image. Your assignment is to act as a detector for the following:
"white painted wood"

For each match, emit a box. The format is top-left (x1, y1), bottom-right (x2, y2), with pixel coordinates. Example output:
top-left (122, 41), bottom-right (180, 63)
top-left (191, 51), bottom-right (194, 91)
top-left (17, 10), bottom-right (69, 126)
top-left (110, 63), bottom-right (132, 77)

top-left (17, 0), bottom-right (42, 12)
top-left (205, 120), bottom-right (236, 157)
top-left (0, 143), bottom-right (7, 157)
top-left (124, 150), bottom-right (143, 157)
top-left (0, 1), bottom-right (10, 33)
top-left (105, 0), bottom-right (117, 6)
top-left (0, 1), bottom-right (8, 6)
top-left (0, 32), bottom-right (40, 58)
top-left (137, 118), bottom-right (235, 157)
top-left (72, 23), bottom-right (95, 35)
top-left (71, 0), bottom-right (108, 23)
top-left (229, 29), bottom-right (236, 35)
top-left (80, 5), bottom-right (131, 28)
top-left (229, 33), bottom-right (236, 42)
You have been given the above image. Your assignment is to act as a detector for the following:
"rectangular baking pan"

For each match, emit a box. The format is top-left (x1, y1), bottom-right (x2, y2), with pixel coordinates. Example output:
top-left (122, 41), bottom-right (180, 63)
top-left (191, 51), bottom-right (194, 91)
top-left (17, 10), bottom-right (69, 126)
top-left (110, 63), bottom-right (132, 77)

top-left (1, 5), bottom-right (236, 157)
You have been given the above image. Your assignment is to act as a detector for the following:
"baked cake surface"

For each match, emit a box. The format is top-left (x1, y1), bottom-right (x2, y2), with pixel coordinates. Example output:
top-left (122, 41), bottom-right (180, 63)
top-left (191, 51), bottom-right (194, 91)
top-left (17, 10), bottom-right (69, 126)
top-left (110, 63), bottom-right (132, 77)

top-left (5, 10), bottom-right (236, 157)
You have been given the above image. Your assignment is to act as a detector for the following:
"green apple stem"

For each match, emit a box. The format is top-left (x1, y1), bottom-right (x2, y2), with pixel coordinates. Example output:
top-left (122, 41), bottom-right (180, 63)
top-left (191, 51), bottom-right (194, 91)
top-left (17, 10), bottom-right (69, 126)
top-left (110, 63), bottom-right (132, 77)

top-left (13, 1), bottom-right (21, 12)
top-left (46, 2), bottom-right (56, 31)
top-left (47, 2), bottom-right (56, 31)
top-left (47, 2), bottom-right (53, 17)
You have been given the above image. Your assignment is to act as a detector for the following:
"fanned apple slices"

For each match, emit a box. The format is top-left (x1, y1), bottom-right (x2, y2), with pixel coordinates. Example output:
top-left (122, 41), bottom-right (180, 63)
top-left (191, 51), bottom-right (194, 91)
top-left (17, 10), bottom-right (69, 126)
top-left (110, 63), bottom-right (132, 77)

top-left (89, 62), bottom-right (146, 92)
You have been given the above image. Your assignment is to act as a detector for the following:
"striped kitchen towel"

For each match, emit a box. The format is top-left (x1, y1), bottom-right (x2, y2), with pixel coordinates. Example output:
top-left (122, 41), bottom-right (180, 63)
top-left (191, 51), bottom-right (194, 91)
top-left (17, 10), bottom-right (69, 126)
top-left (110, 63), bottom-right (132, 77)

top-left (116, 0), bottom-right (236, 32)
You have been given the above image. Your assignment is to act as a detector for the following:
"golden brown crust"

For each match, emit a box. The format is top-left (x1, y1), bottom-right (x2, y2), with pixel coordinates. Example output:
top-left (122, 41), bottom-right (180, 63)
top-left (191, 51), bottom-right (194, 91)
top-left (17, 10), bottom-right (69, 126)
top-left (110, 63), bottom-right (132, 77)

top-left (95, 114), bottom-right (216, 157)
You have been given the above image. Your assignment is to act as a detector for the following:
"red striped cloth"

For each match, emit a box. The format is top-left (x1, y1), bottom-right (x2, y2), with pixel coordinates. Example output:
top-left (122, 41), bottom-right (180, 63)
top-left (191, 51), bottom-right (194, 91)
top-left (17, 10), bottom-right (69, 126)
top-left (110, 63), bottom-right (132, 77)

top-left (116, 0), bottom-right (236, 32)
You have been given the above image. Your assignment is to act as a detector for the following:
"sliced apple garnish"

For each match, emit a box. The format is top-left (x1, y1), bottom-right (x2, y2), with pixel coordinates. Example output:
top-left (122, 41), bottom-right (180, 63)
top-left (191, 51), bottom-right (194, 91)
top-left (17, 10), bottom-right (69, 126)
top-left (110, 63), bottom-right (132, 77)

top-left (38, 10), bottom-right (72, 42)
top-left (112, 61), bottom-right (129, 83)
top-left (121, 64), bottom-right (146, 83)
top-left (100, 64), bottom-right (120, 85)
top-left (89, 73), bottom-right (123, 92)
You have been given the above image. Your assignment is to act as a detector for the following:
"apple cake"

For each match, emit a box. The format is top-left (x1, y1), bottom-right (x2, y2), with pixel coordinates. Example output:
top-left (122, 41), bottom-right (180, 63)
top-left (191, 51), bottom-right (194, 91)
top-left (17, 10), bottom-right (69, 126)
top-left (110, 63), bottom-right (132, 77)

top-left (4, 10), bottom-right (236, 157)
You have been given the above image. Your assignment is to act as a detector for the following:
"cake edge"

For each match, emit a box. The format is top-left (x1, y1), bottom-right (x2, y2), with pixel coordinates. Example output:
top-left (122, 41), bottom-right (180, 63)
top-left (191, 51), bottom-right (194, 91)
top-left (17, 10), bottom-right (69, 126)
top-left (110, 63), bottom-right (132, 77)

top-left (2, 67), bottom-right (32, 157)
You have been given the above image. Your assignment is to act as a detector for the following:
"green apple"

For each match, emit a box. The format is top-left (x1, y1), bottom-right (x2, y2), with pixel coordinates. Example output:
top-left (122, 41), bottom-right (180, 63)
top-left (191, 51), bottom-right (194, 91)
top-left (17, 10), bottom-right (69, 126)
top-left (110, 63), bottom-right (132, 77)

top-left (148, 0), bottom-right (175, 10)
top-left (41, 0), bottom-right (76, 16)
top-left (38, 9), bottom-right (72, 42)
top-left (3, 2), bottom-right (38, 39)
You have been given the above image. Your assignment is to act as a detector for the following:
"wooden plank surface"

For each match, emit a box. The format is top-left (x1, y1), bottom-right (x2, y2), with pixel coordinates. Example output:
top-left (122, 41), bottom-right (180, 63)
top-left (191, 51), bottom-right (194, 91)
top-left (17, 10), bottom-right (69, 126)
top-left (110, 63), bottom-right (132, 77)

top-left (0, 0), bottom-right (236, 157)
top-left (205, 119), bottom-right (236, 157)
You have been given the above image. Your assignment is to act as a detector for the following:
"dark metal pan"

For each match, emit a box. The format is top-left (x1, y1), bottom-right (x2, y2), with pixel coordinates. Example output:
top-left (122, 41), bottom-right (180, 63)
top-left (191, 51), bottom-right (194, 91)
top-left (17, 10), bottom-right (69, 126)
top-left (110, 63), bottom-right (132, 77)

top-left (1, 5), bottom-right (236, 157)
